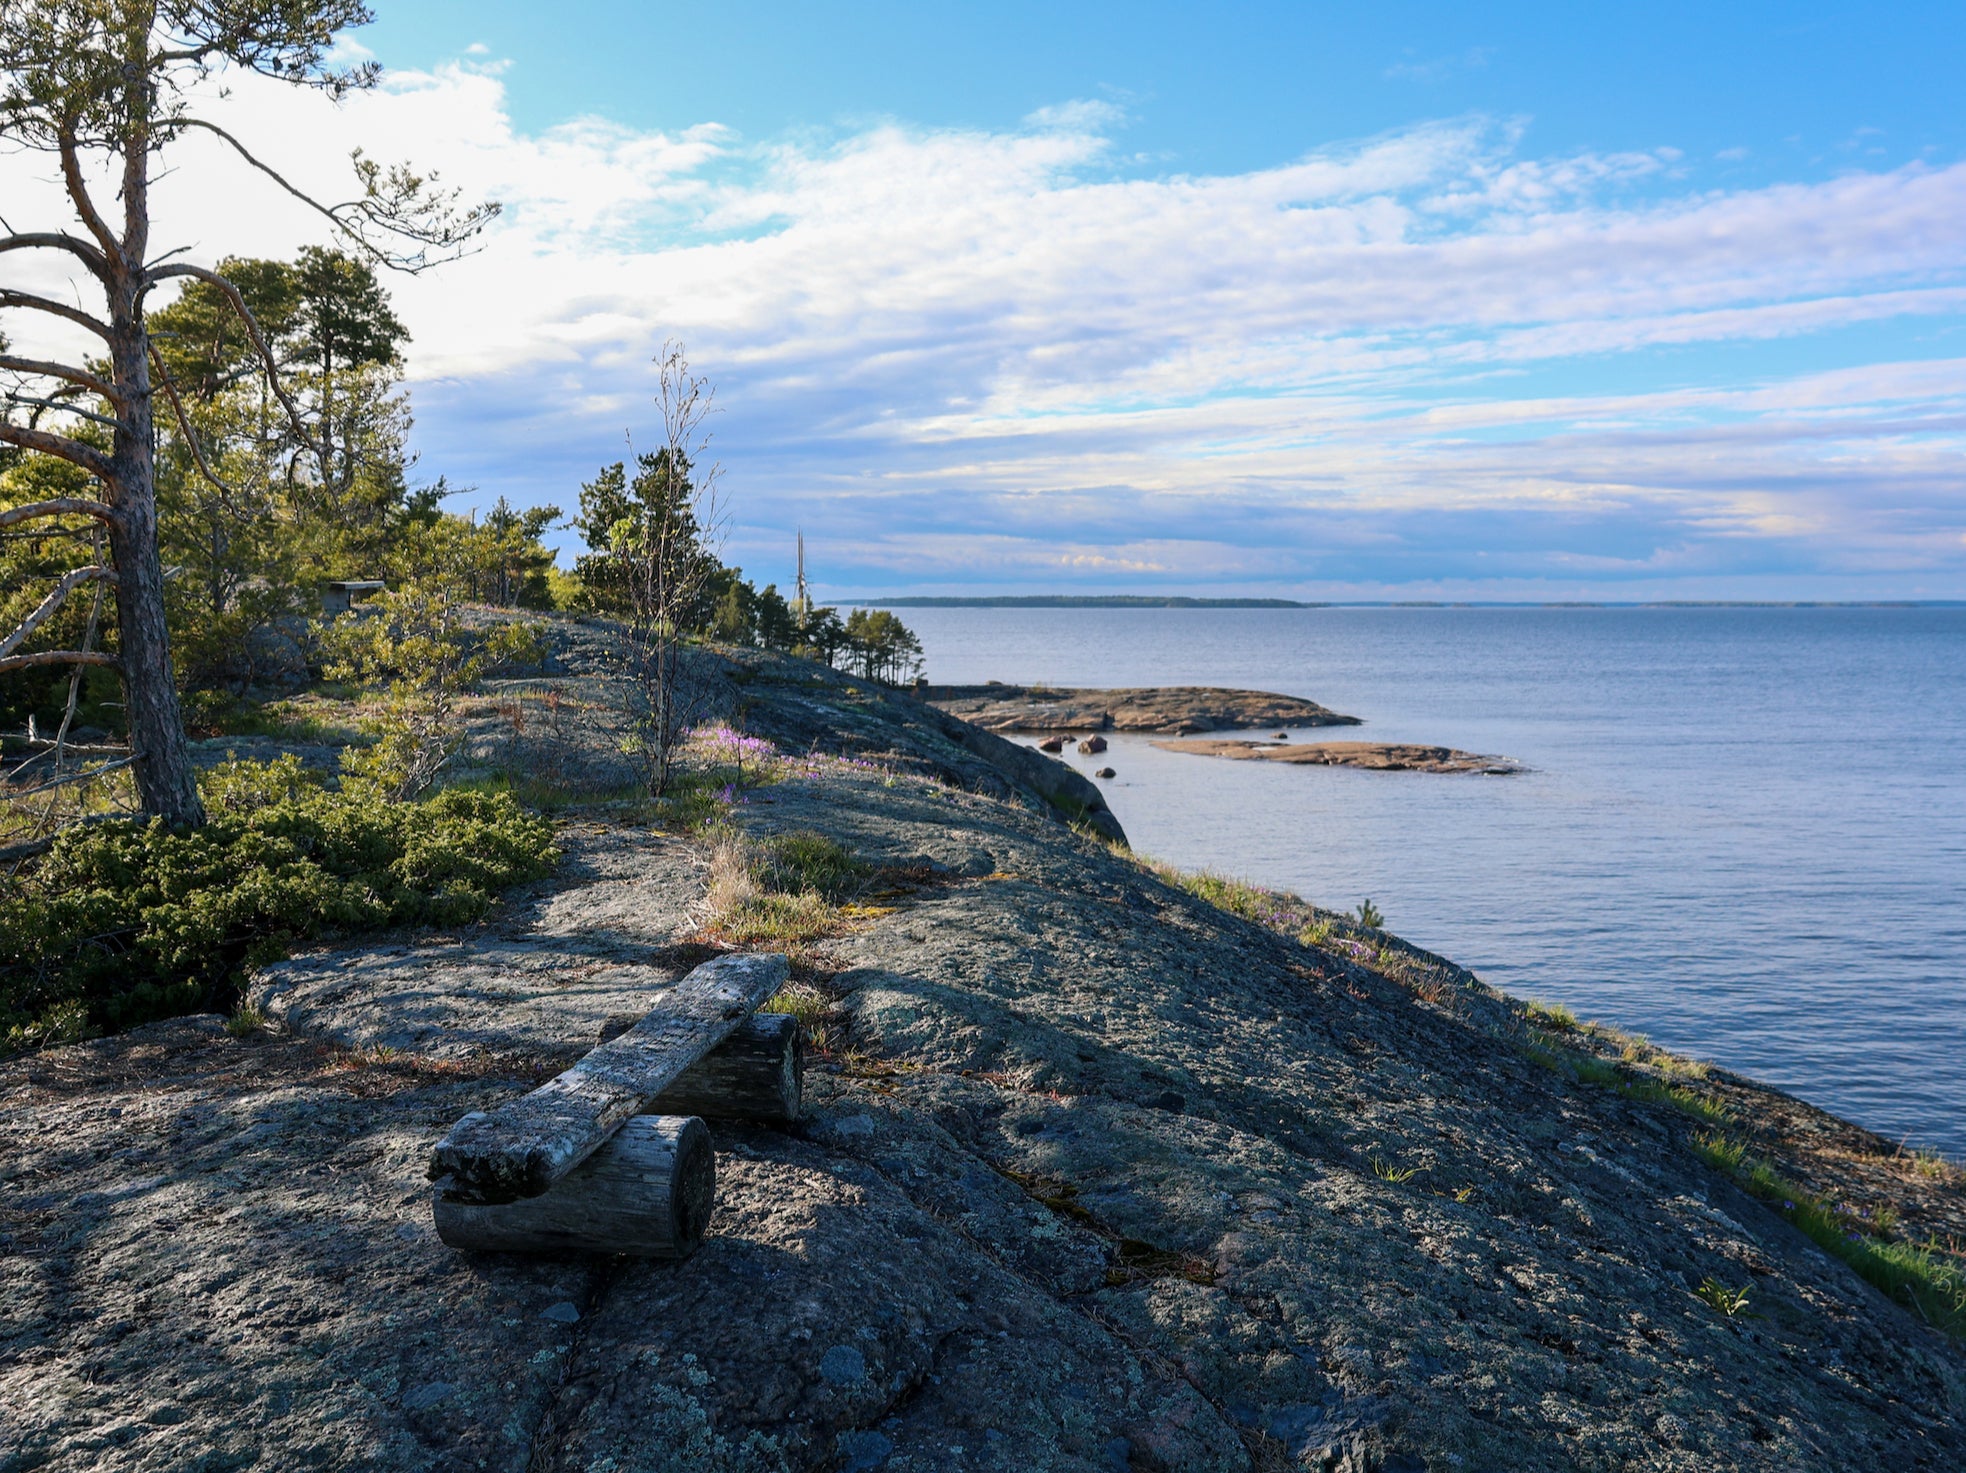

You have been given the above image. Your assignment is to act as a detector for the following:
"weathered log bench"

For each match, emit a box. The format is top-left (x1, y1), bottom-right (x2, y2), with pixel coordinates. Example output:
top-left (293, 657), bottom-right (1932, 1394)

top-left (429, 952), bottom-right (794, 1259)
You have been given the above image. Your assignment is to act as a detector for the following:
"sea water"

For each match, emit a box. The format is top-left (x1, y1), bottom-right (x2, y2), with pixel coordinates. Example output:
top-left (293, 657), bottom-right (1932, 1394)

top-left (898, 606), bottom-right (1966, 1157)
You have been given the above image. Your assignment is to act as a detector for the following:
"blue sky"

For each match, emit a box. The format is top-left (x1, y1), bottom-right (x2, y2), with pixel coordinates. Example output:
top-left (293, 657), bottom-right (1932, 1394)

top-left (54, 1), bottom-right (1966, 599)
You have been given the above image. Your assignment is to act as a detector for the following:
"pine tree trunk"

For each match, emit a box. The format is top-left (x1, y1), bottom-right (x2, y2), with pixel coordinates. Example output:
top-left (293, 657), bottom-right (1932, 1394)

top-left (107, 278), bottom-right (204, 827)
top-left (95, 44), bottom-right (205, 831)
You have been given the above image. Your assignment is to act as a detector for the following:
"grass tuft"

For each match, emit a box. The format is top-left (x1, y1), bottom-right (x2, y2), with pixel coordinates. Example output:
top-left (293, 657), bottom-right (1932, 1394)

top-left (1907, 1148), bottom-right (1957, 1183)
top-left (1526, 1027), bottom-right (1730, 1124)
top-left (1695, 1277), bottom-right (1752, 1317)
top-left (1526, 999), bottom-right (1578, 1032)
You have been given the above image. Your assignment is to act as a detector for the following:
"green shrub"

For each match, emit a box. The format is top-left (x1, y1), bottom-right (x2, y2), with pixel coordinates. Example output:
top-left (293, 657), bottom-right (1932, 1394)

top-left (1, 756), bottom-right (558, 1048)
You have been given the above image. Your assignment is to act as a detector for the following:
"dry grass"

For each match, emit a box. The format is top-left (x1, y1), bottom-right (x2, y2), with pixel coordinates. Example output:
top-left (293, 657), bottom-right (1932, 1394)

top-left (704, 828), bottom-right (760, 916)
top-left (698, 826), bottom-right (881, 948)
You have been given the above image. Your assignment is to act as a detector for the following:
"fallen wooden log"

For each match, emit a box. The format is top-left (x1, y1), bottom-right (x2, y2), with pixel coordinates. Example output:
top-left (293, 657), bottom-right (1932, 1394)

top-left (428, 951), bottom-right (788, 1204)
top-left (433, 1115), bottom-right (714, 1258)
top-left (598, 1010), bottom-right (806, 1123)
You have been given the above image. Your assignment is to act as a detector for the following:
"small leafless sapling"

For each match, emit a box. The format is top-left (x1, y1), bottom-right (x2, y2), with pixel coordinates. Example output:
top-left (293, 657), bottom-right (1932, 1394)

top-left (612, 342), bottom-right (725, 797)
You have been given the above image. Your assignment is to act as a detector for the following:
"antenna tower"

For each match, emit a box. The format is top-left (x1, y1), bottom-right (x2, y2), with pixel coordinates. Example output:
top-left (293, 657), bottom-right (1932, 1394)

top-left (795, 530), bottom-right (810, 618)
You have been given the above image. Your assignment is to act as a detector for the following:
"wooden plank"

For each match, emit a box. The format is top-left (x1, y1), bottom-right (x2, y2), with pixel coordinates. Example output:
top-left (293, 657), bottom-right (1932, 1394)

top-left (433, 1115), bottom-right (715, 1257)
top-left (428, 951), bottom-right (787, 1203)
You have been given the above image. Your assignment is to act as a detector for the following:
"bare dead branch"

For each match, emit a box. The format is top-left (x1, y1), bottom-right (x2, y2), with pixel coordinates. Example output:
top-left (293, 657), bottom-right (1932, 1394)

top-left (0, 498), bottom-right (116, 531)
top-left (0, 230), bottom-right (113, 281)
top-left (27, 529), bottom-right (113, 832)
top-left (0, 565), bottom-right (116, 661)
top-left (0, 649), bottom-right (120, 675)
top-left (2, 754), bottom-right (135, 801)
top-left (148, 342), bottom-right (242, 505)
top-left (0, 423), bottom-right (116, 481)
top-left (57, 125), bottom-right (123, 266)
top-left (3, 393), bottom-right (127, 432)
top-left (0, 288), bottom-right (115, 340)
top-left (0, 353), bottom-right (120, 400)
top-left (10, 736), bottom-right (127, 755)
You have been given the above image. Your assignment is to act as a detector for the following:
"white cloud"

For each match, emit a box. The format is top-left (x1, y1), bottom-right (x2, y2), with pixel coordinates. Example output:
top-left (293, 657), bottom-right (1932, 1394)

top-left (4, 57), bottom-right (1964, 595)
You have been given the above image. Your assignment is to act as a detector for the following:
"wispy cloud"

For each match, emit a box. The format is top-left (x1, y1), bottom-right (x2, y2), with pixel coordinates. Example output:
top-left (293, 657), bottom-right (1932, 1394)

top-left (1385, 46), bottom-right (1498, 84)
top-left (3, 58), bottom-right (1963, 597)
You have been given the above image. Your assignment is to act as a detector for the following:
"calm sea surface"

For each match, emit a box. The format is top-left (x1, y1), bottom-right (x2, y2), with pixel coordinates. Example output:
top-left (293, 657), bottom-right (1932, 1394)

top-left (898, 607), bottom-right (1966, 1157)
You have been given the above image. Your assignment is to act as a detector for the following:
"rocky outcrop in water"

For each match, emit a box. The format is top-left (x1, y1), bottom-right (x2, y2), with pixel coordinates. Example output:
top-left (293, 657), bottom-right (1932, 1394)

top-left (1154, 738), bottom-right (1525, 775)
top-left (925, 684), bottom-right (1360, 735)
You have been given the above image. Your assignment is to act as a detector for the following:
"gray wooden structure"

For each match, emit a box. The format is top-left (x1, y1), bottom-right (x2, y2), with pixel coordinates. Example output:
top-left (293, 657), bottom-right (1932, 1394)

top-left (430, 952), bottom-right (796, 1258)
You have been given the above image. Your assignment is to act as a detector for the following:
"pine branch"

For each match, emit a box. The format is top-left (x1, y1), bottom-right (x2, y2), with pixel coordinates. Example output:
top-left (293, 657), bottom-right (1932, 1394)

top-left (0, 354), bottom-right (119, 401)
top-left (2, 392), bottom-right (126, 432)
top-left (173, 120), bottom-right (501, 273)
top-left (0, 289), bottom-right (115, 340)
top-left (0, 423), bottom-right (116, 480)
top-left (0, 497), bottom-right (115, 531)
top-left (0, 230), bottom-right (114, 281)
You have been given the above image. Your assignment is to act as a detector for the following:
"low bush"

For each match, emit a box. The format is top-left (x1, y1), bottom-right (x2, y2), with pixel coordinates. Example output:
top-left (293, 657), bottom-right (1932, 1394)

top-left (1, 756), bottom-right (558, 1048)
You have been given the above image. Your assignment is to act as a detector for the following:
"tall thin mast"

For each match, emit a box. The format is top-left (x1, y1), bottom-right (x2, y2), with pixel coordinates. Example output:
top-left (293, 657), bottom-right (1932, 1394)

top-left (795, 529), bottom-right (810, 620)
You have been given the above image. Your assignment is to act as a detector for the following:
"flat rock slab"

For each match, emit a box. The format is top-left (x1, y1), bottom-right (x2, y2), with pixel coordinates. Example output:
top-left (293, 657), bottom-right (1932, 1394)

top-left (0, 1019), bottom-right (1245, 1473)
top-left (1153, 737), bottom-right (1524, 773)
top-left (925, 684), bottom-right (1360, 734)
top-left (248, 826), bottom-right (709, 1068)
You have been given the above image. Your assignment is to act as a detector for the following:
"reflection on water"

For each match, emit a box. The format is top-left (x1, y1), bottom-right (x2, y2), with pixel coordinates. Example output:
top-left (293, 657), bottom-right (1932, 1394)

top-left (900, 606), bottom-right (1966, 1156)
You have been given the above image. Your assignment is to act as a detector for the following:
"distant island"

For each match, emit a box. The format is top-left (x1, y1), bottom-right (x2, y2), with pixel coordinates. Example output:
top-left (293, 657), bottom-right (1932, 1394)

top-left (847, 595), bottom-right (1320, 608)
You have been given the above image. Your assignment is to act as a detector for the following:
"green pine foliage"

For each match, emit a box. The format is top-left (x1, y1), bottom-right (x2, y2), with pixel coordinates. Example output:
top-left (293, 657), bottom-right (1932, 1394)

top-left (0, 757), bottom-right (558, 1049)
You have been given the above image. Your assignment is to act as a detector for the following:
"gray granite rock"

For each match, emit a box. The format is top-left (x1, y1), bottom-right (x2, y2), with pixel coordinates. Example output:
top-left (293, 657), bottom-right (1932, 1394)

top-left (6, 646), bottom-right (1964, 1471)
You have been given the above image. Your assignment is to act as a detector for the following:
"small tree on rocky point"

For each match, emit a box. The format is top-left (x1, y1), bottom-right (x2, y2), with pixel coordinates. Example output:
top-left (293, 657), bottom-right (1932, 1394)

top-left (0, 0), bottom-right (494, 829)
top-left (600, 343), bottom-right (723, 797)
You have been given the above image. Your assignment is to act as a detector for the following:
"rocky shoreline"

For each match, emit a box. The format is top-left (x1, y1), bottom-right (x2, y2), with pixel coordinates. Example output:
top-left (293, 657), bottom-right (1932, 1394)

top-left (1153, 738), bottom-right (1525, 775)
top-left (923, 683), bottom-right (1361, 735)
top-left (4, 632), bottom-right (1963, 1472)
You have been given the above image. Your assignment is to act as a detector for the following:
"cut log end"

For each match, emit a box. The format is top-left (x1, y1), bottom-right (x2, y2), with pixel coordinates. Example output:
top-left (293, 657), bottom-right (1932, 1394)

top-left (670, 1116), bottom-right (716, 1251)
top-left (433, 1115), bottom-right (716, 1259)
